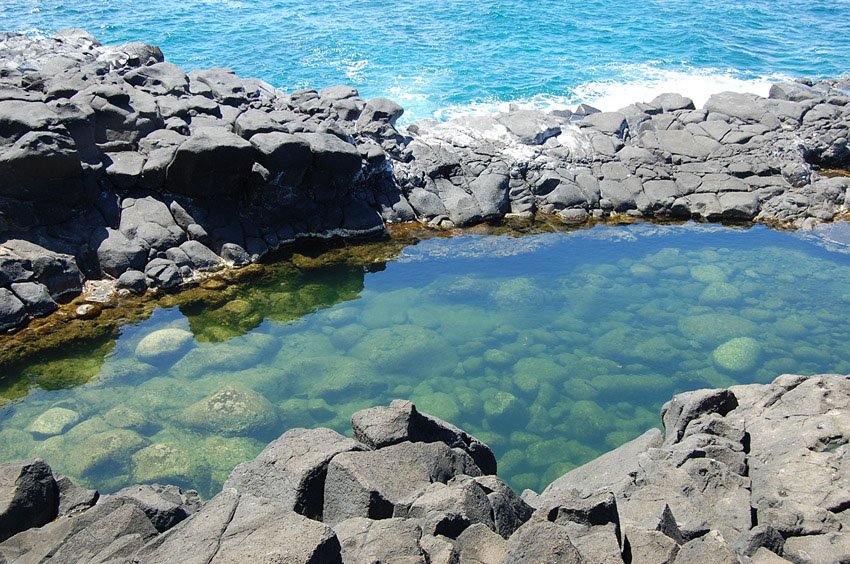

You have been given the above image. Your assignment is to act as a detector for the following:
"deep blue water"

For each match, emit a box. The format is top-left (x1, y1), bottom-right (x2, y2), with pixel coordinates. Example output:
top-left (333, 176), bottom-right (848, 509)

top-left (3, 0), bottom-right (849, 121)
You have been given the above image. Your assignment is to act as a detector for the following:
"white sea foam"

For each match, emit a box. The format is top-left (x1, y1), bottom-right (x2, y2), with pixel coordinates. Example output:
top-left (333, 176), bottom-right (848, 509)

top-left (572, 64), bottom-right (792, 111)
top-left (426, 64), bottom-right (793, 123)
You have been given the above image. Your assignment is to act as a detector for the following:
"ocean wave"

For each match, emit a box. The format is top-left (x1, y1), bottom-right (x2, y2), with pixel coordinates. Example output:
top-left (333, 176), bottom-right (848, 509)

top-left (425, 64), bottom-right (794, 123)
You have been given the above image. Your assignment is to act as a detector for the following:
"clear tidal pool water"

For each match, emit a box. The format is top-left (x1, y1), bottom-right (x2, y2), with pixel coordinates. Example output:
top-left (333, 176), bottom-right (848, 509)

top-left (3, 222), bottom-right (850, 498)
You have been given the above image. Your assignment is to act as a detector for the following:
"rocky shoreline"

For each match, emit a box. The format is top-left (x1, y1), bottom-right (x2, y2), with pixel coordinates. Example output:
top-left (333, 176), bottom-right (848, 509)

top-left (1, 373), bottom-right (848, 563)
top-left (1, 29), bottom-right (850, 332)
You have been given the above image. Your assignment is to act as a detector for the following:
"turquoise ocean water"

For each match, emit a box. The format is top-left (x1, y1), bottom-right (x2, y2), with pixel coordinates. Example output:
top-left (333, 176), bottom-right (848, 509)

top-left (3, 0), bottom-right (850, 121)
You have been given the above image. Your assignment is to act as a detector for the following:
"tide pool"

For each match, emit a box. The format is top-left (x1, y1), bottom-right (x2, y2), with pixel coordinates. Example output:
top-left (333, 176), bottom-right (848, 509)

top-left (3, 0), bottom-right (849, 121)
top-left (2, 223), bottom-right (850, 497)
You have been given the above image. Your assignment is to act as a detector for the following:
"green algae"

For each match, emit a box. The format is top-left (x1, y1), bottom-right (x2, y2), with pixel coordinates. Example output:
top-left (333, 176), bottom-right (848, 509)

top-left (3, 223), bottom-right (850, 499)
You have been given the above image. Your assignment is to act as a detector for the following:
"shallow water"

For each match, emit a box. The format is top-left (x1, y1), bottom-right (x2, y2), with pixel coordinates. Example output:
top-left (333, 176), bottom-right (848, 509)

top-left (4, 0), bottom-right (850, 121)
top-left (3, 223), bottom-right (850, 497)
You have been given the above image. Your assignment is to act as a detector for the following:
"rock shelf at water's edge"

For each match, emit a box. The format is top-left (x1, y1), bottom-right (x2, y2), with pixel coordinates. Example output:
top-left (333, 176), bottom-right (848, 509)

top-left (1, 373), bottom-right (848, 563)
top-left (1, 29), bottom-right (850, 332)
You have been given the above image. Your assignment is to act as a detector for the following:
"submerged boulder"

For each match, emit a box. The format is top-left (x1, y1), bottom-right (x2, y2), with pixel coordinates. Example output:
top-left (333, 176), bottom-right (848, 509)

top-left (179, 385), bottom-right (279, 437)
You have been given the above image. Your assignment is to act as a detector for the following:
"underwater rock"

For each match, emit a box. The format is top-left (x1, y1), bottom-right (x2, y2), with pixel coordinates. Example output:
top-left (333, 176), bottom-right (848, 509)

top-left (484, 391), bottom-right (528, 427)
top-left (134, 327), bottom-right (194, 365)
top-left (130, 442), bottom-right (207, 488)
top-left (712, 337), bottom-right (762, 373)
top-left (179, 385), bottom-right (279, 437)
top-left (76, 429), bottom-right (148, 476)
top-left (26, 406), bottom-right (80, 437)
top-left (349, 324), bottom-right (458, 376)
top-left (678, 313), bottom-right (757, 346)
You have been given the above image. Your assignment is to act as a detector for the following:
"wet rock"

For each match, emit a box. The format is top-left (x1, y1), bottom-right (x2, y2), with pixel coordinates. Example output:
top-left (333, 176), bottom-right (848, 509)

top-left (224, 427), bottom-right (361, 520)
top-left (712, 337), bottom-right (761, 374)
top-left (0, 287), bottom-right (28, 331)
top-left (26, 407), bottom-right (80, 437)
top-left (130, 442), bottom-right (207, 487)
top-left (179, 385), bottom-right (279, 437)
top-left (134, 327), bottom-right (194, 365)
top-left (9, 281), bottom-right (57, 316)
top-left (0, 458), bottom-right (58, 542)
top-left (117, 269), bottom-right (147, 293)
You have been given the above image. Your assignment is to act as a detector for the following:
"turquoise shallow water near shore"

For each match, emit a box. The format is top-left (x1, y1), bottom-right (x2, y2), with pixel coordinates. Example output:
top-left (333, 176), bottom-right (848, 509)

top-left (3, 224), bottom-right (850, 497)
top-left (4, 0), bottom-right (850, 121)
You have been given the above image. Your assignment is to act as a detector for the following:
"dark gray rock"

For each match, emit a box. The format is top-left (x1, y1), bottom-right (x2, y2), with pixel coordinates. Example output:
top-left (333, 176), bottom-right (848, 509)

top-left (0, 287), bottom-right (28, 331)
top-left (406, 476), bottom-right (494, 538)
top-left (138, 490), bottom-right (342, 564)
top-left (249, 131), bottom-right (312, 185)
top-left (542, 490), bottom-right (623, 563)
top-left (55, 474), bottom-right (98, 516)
top-left (96, 227), bottom-right (147, 277)
top-left (111, 483), bottom-right (202, 532)
top-left (503, 520), bottom-right (583, 564)
top-left (358, 97), bottom-right (404, 127)
top-left (582, 111), bottom-right (628, 137)
top-left (783, 532), bottom-right (850, 564)
top-left (187, 68), bottom-right (247, 106)
top-left (165, 128), bottom-right (256, 197)
top-left (0, 459), bottom-right (58, 542)
top-left (124, 62), bottom-right (189, 95)
top-left (333, 517), bottom-right (426, 564)
top-left (473, 475), bottom-right (533, 538)
top-left (0, 130), bottom-right (84, 202)
top-left (177, 240), bottom-right (222, 271)
top-left (651, 93), bottom-right (696, 112)
top-left (10, 281), bottom-right (57, 316)
top-left (224, 427), bottom-right (361, 520)
top-left (673, 530), bottom-right (739, 564)
top-left (351, 400), bottom-right (497, 475)
top-left (454, 522), bottom-right (507, 564)
top-left (117, 269), bottom-right (147, 293)
top-left (661, 388), bottom-right (738, 444)
top-left (323, 441), bottom-right (481, 525)
top-left (624, 526), bottom-right (679, 564)
top-left (144, 258), bottom-right (182, 288)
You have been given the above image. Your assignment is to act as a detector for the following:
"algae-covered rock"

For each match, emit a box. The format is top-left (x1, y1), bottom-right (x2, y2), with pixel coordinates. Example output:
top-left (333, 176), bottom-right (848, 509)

top-left (689, 264), bottom-right (729, 283)
top-left (180, 385), bottom-right (279, 437)
top-left (484, 391), bottom-right (527, 427)
top-left (131, 441), bottom-right (209, 490)
top-left (409, 391), bottom-right (461, 422)
top-left (103, 404), bottom-right (153, 432)
top-left (73, 429), bottom-right (148, 476)
top-left (27, 406), bottom-right (80, 436)
top-left (566, 400), bottom-right (609, 439)
top-left (134, 327), bottom-right (194, 364)
top-left (483, 348), bottom-right (514, 367)
top-left (171, 343), bottom-right (262, 379)
top-left (127, 377), bottom-right (196, 414)
top-left (0, 428), bottom-right (37, 460)
top-left (564, 378), bottom-right (598, 401)
top-left (712, 337), bottom-right (762, 373)
top-left (698, 282), bottom-right (743, 305)
top-left (678, 313), bottom-right (757, 346)
top-left (349, 324), bottom-right (458, 376)
top-left (202, 435), bottom-right (264, 488)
